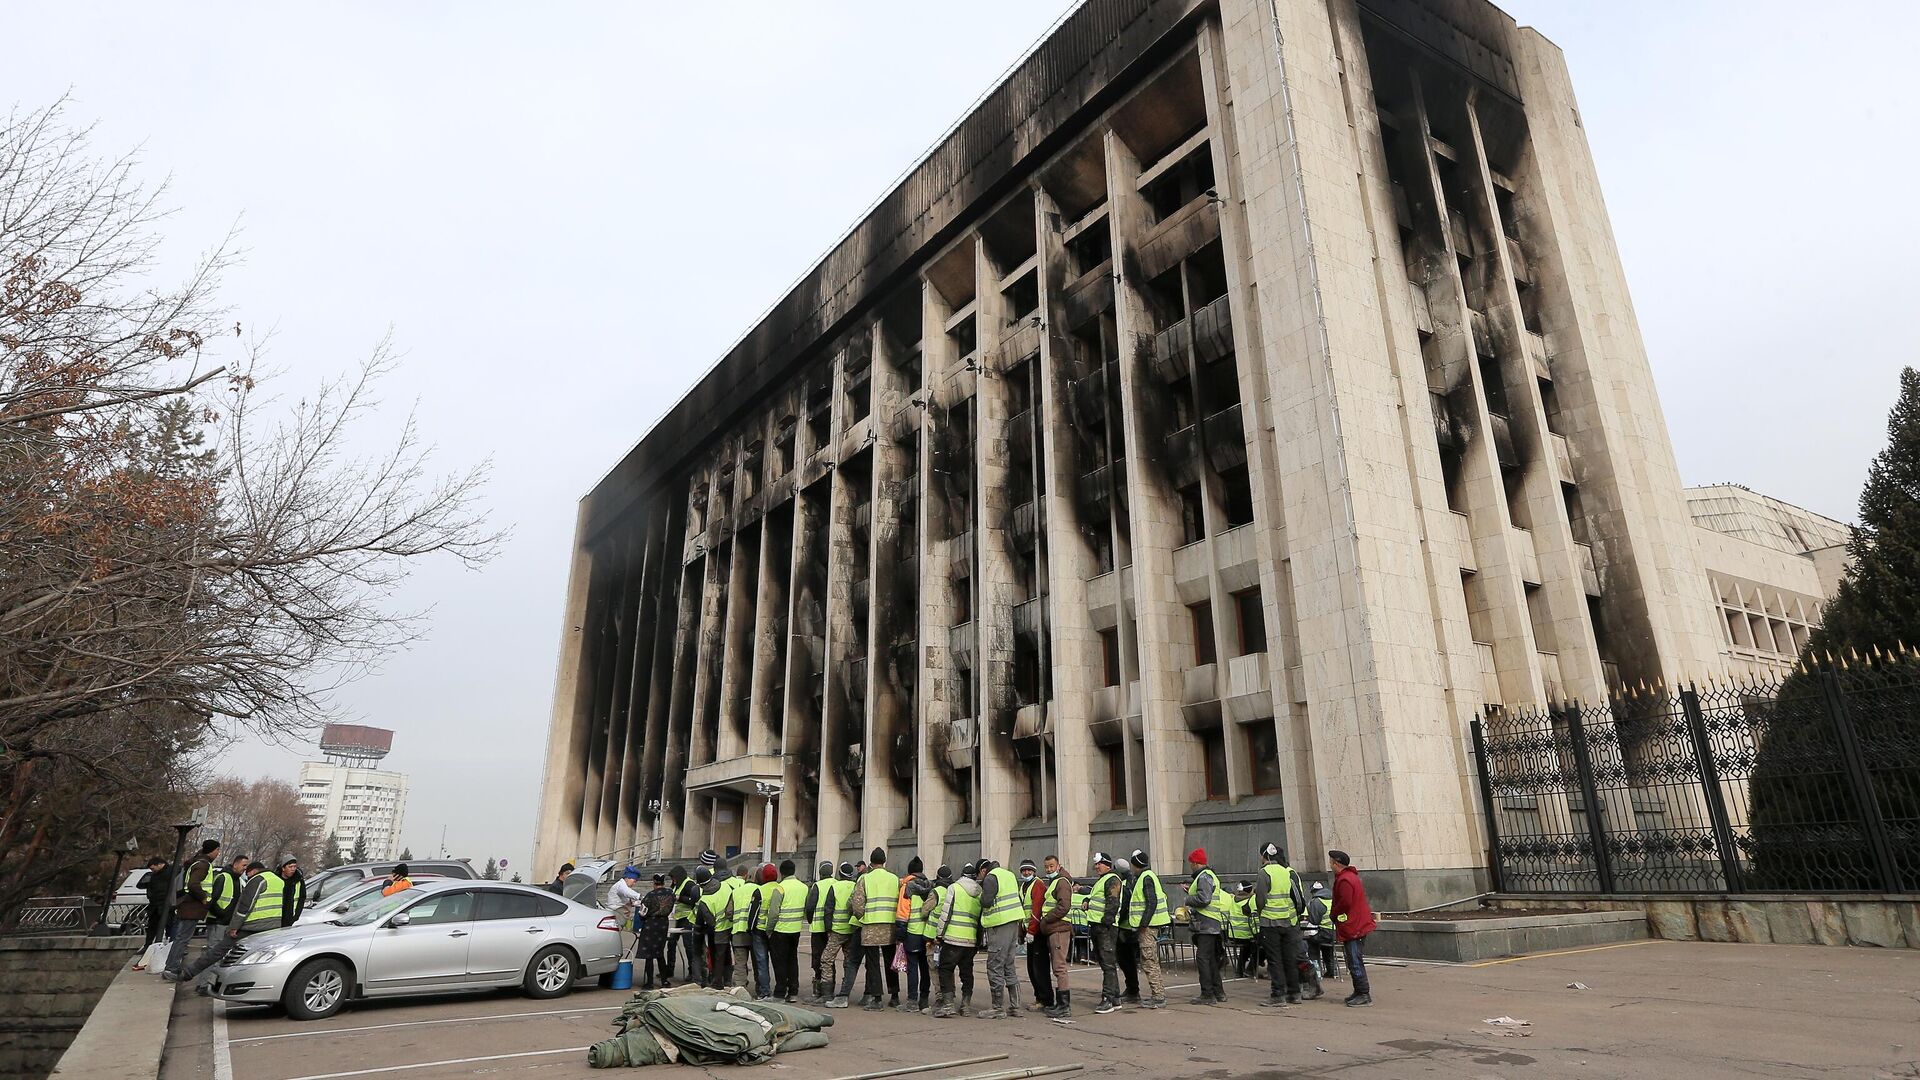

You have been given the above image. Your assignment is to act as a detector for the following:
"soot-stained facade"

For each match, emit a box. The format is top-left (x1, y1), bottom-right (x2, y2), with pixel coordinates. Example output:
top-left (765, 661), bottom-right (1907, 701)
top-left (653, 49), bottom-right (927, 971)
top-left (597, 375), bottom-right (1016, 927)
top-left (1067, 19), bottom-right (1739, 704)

top-left (534, 0), bottom-right (1733, 909)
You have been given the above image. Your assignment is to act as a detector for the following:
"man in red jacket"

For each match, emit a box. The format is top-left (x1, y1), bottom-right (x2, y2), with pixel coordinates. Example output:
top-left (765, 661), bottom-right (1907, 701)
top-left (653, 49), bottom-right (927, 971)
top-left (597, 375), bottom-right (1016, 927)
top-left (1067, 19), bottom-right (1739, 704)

top-left (1327, 850), bottom-right (1376, 1007)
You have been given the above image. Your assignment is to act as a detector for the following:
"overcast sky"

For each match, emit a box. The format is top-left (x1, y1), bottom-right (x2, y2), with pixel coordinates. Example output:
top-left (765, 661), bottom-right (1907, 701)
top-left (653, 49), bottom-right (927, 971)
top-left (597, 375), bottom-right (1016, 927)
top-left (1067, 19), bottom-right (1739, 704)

top-left (12, 2), bottom-right (1915, 875)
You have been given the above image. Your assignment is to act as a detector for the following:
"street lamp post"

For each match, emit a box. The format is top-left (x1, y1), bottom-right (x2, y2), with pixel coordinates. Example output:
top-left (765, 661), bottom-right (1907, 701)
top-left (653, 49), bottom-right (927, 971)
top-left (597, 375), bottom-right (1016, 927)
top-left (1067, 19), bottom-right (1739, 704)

top-left (90, 835), bottom-right (138, 935)
top-left (752, 781), bottom-right (784, 867)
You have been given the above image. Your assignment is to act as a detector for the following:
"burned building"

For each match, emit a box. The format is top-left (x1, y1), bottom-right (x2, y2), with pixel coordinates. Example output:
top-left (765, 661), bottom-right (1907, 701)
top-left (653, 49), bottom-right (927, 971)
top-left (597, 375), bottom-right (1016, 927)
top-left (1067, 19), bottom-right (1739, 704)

top-left (533, 0), bottom-right (1738, 908)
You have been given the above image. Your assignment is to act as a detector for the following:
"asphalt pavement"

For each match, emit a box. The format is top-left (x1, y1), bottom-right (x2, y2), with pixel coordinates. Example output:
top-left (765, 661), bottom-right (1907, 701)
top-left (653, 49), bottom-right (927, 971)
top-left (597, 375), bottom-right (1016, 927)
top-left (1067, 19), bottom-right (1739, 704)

top-left (157, 940), bottom-right (1920, 1080)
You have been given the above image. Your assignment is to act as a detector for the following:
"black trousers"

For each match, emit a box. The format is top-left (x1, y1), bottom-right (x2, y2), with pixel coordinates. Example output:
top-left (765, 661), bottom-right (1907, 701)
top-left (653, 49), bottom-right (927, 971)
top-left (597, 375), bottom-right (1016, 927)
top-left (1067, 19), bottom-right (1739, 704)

top-left (1024, 932), bottom-right (1055, 1007)
top-left (143, 901), bottom-right (169, 947)
top-left (680, 931), bottom-right (707, 986)
top-left (1193, 932), bottom-right (1225, 999)
top-left (936, 942), bottom-right (976, 998)
top-left (1091, 924), bottom-right (1120, 1001)
top-left (863, 943), bottom-right (898, 1000)
top-left (771, 932), bottom-right (800, 999)
top-left (810, 931), bottom-right (828, 983)
top-left (707, 931), bottom-right (733, 988)
top-left (1116, 930), bottom-right (1139, 998)
top-left (1262, 925), bottom-right (1303, 999)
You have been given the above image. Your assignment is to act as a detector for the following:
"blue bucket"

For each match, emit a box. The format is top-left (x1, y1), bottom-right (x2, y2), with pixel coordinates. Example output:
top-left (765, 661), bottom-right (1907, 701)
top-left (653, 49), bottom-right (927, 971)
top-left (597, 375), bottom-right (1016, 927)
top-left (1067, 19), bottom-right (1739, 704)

top-left (610, 960), bottom-right (634, 990)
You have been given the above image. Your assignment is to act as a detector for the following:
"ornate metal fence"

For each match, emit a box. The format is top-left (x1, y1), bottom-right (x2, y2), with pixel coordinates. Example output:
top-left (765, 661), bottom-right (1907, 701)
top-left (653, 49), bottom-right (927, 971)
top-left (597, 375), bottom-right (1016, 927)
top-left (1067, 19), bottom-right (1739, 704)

top-left (1471, 658), bottom-right (1920, 895)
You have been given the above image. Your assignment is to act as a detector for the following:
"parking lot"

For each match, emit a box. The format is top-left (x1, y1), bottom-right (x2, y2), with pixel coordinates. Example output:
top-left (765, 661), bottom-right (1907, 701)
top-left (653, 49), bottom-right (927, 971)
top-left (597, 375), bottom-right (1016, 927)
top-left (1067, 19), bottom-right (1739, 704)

top-left (157, 940), bottom-right (1920, 1080)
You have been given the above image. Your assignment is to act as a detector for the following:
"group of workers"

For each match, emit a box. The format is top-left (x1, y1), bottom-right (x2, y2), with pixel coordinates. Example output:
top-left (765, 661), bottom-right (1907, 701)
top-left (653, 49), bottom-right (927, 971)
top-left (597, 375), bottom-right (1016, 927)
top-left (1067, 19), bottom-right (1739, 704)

top-left (603, 841), bottom-right (1377, 1019)
top-left (148, 838), bottom-right (309, 991)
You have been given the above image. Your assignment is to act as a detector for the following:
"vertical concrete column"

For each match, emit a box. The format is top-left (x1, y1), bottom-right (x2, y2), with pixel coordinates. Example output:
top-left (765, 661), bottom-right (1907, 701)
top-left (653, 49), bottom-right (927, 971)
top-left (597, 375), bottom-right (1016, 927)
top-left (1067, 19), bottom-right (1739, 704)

top-left (610, 512), bottom-right (663, 855)
top-left (816, 355), bottom-right (858, 862)
top-left (917, 280), bottom-right (963, 870)
top-left (1318, 2), bottom-right (1487, 861)
top-left (1405, 75), bottom-right (1546, 706)
top-left (747, 498), bottom-right (788, 760)
top-left (1035, 187), bottom-right (1100, 868)
top-left (1105, 130), bottom-right (1203, 872)
top-left (865, 326), bottom-right (913, 853)
top-left (714, 520), bottom-right (757, 764)
top-left (533, 504), bottom-right (599, 875)
top-left (973, 236), bottom-right (1025, 863)
top-left (1217, 0), bottom-right (1477, 899)
top-left (1197, 21), bottom-right (1309, 818)
top-left (1459, 97), bottom-right (1603, 702)
top-left (779, 479), bottom-right (826, 857)
top-left (657, 551), bottom-right (705, 859)
top-left (1507, 29), bottom-right (1724, 683)
top-left (636, 501), bottom-right (685, 862)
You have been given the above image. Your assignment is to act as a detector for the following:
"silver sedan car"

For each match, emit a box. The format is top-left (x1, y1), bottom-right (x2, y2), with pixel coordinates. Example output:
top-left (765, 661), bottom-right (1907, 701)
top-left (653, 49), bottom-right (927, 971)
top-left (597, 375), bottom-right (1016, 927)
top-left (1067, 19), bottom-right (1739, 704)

top-left (208, 879), bottom-right (622, 1020)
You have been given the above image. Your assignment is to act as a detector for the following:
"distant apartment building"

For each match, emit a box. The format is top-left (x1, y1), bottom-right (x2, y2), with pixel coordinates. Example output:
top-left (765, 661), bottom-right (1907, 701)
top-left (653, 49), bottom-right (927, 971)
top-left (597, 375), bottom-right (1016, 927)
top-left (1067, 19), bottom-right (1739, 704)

top-left (1688, 484), bottom-right (1852, 675)
top-left (532, 0), bottom-right (1855, 908)
top-left (299, 724), bottom-right (409, 862)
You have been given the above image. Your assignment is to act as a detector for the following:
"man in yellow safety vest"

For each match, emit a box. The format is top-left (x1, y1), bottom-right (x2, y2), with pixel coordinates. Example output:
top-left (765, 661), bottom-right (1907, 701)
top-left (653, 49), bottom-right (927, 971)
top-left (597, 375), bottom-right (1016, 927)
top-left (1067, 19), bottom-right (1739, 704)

top-left (975, 858), bottom-right (1026, 1019)
top-left (767, 860), bottom-right (808, 1002)
top-left (930, 861), bottom-right (981, 1018)
top-left (1255, 841), bottom-right (1310, 1008)
top-left (848, 848), bottom-right (901, 1011)
top-left (820, 862), bottom-right (859, 1008)
top-left (804, 860), bottom-right (835, 1001)
top-left (1185, 848), bottom-right (1233, 1005)
top-left (1086, 852), bottom-right (1125, 1014)
top-left (1123, 850), bottom-right (1170, 1009)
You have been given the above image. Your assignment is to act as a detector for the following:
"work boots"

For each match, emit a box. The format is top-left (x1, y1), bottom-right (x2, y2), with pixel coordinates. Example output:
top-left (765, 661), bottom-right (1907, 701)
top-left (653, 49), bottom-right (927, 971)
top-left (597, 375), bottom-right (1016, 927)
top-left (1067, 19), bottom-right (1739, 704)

top-left (898, 995), bottom-right (920, 1014)
top-left (1046, 990), bottom-right (1072, 1019)
top-left (1006, 992), bottom-right (1023, 1018)
top-left (931, 993), bottom-right (955, 1019)
top-left (976, 988), bottom-right (1005, 1020)
top-left (960, 991), bottom-right (974, 1017)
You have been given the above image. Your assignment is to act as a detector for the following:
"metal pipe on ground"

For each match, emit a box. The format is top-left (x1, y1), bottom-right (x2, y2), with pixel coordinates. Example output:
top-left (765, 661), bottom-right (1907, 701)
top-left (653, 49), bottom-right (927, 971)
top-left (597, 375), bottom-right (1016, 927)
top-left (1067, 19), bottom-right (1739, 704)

top-left (827, 1055), bottom-right (1011, 1080)
top-left (949, 1066), bottom-right (1085, 1080)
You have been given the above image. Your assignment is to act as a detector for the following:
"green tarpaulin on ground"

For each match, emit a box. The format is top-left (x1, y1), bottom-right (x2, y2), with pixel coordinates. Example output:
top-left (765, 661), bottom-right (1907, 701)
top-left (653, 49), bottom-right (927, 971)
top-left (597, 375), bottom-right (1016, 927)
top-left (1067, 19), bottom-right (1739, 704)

top-left (588, 984), bottom-right (834, 1068)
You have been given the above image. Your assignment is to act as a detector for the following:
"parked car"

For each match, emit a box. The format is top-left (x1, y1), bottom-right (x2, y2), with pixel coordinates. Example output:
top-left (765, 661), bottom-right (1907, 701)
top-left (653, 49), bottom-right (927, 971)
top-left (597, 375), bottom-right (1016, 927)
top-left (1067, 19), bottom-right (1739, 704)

top-left (209, 879), bottom-right (622, 1020)
top-left (305, 859), bottom-right (475, 905)
top-left (293, 874), bottom-right (445, 927)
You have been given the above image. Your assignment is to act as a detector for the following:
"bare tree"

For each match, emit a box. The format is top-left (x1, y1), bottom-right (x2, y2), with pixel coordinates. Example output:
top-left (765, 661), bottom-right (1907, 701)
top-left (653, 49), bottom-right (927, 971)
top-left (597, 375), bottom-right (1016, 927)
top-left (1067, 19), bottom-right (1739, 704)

top-left (0, 99), bottom-right (498, 912)
top-left (201, 776), bottom-right (321, 868)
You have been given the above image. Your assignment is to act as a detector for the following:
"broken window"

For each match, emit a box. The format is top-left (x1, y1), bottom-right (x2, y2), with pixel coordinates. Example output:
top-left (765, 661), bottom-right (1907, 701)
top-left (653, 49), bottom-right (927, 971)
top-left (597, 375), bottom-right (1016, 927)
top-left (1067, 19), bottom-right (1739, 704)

top-left (1100, 628), bottom-right (1121, 687)
top-left (1190, 600), bottom-right (1216, 665)
top-left (1179, 483), bottom-right (1206, 545)
top-left (1234, 587), bottom-right (1266, 655)
top-left (1220, 465), bottom-right (1254, 528)
top-left (1201, 728), bottom-right (1228, 800)
top-left (1246, 722), bottom-right (1283, 795)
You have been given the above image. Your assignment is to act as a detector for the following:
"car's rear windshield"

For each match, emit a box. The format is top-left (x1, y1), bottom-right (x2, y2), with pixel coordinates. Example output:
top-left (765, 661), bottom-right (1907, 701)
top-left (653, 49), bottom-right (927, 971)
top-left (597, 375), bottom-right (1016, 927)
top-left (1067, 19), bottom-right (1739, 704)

top-left (339, 888), bottom-right (420, 926)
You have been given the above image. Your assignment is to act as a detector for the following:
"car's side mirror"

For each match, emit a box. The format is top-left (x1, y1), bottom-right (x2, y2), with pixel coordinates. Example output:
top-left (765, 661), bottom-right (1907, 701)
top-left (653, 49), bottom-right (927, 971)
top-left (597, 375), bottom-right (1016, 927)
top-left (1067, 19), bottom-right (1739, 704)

top-left (387, 912), bottom-right (411, 928)
top-left (331, 904), bottom-right (349, 913)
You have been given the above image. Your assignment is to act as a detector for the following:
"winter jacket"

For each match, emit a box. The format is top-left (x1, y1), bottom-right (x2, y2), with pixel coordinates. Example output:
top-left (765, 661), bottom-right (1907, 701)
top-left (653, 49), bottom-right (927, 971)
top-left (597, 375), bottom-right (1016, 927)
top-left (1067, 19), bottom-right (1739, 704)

top-left (1037, 875), bottom-right (1074, 935)
top-left (1331, 864), bottom-right (1376, 941)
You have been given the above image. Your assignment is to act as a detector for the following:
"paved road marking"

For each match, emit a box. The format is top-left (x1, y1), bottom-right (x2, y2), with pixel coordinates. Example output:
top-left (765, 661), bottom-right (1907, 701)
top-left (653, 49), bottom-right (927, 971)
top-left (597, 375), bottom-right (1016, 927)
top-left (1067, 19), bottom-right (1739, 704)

top-left (280, 1047), bottom-right (589, 1080)
top-left (1465, 939), bottom-right (1656, 968)
top-left (213, 1003), bottom-right (234, 1080)
top-left (229, 1005), bottom-right (622, 1044)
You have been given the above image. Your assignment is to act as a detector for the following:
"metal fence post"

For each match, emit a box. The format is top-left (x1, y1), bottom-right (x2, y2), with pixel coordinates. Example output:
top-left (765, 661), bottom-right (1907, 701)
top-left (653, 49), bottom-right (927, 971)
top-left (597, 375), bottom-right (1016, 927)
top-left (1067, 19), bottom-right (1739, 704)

top-left (1562, 702), bottom-right (1616, 894)
top-left (1819, 671), bottom-right (1901, 892)
top-left (1470, 718), bottom-right (1505, 894)
top-left (1680, 686), bottom-right (1744, 893)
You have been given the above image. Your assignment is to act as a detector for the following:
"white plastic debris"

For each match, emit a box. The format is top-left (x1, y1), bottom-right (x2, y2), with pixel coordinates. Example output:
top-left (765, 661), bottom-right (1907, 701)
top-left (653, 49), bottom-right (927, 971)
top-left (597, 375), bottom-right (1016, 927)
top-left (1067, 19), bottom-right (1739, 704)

top-left (1483, 1016), bottom-right (1532, 1027)
top-left (1567, 982), bottom-right (1589, 990)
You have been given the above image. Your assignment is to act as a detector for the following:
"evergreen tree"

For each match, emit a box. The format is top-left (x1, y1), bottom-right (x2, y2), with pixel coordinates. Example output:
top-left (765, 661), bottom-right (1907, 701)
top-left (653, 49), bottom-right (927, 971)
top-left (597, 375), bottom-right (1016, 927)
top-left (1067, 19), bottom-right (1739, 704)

top-left (1748, 368), bottom-right (1920, 890)
top-left (510, 872), bottom-right (523, 884)
top-left (322, 831), bottom-right (340, 866)
top-left (1805, 366), bottom-right (1920, 656)
top-left (349, 832), bottom-right (369, 863)
top-left (398, 846), bottom-right (414, 861)
top-left (482, 857), bottom-right (500, 880)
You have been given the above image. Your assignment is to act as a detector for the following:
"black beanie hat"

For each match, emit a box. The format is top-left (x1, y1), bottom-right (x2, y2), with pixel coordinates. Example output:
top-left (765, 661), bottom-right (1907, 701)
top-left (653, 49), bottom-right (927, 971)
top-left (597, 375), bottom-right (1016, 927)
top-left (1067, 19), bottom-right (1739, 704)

top-left (907, 856), bottom-right (924, 874)
top-left (869, 847), bottom-right (887, 866)
top-left (779, 859), bottom-right (796, 876)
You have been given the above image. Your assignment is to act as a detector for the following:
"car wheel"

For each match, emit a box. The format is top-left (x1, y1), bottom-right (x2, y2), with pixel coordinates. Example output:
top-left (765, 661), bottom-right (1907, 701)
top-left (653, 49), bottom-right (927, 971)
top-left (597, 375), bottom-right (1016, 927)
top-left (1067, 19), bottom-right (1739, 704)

top-left (523, 945), bottom-right (576, 999)
top-left (282, 958), bottom-right (351, 1021)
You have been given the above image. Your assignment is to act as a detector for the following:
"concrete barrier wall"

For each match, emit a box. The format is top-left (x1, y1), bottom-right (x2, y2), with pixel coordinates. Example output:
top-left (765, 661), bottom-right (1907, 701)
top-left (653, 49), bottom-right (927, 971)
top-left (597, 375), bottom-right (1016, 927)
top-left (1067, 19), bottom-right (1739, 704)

top-left (0, 937), bottom-right (142, 1080)
top-left (1495, 894), bottom-right (1920, 948)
